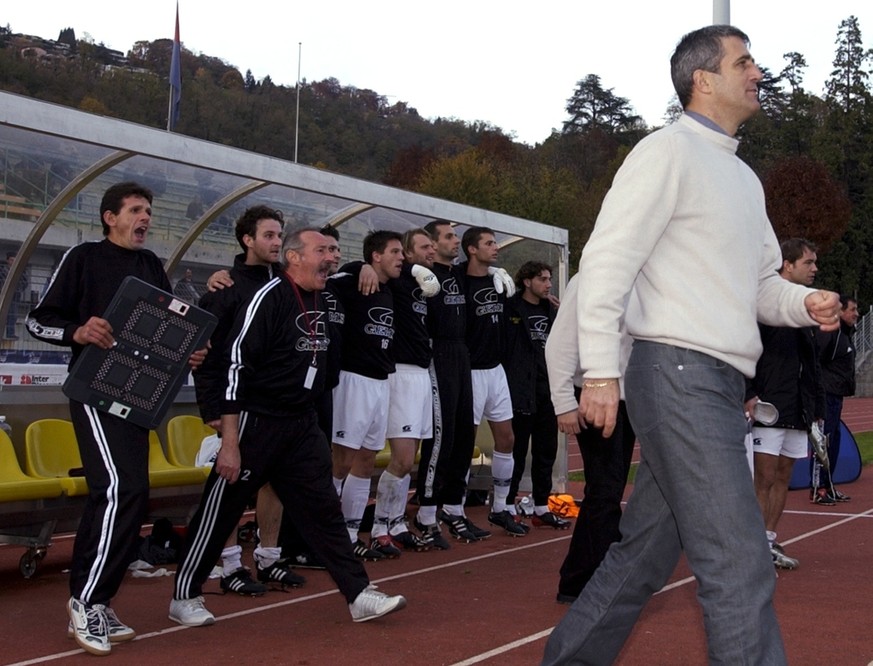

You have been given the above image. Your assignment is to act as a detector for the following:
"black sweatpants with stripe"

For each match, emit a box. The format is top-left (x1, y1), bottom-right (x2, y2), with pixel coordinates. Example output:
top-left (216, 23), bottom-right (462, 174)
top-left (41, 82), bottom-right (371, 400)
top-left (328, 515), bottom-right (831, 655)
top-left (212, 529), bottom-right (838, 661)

top-left (417, 339), bottom-right (475, 507)
top-left (68, 399), bottom-right (150, 605)
top-left (174, 409), bottom-right (369, 603)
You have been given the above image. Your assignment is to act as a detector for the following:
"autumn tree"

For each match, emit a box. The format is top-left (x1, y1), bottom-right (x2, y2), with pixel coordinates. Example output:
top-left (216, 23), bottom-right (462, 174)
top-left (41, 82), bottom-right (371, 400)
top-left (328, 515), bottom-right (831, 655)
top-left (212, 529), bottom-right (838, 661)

top-left (763, 155), bottom-right (851, 247)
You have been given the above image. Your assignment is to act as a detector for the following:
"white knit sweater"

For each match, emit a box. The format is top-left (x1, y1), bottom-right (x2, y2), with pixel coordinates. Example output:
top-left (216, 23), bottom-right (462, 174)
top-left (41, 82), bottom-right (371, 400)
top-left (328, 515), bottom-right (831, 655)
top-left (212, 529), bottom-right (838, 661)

top-left (577, 114), bottom-right (816, 379)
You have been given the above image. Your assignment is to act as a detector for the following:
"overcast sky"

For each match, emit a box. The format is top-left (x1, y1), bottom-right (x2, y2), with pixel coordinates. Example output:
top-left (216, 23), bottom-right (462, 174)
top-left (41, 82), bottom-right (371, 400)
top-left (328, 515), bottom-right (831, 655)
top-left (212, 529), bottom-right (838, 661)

top-left (4, 1), bottom-right (872, 144)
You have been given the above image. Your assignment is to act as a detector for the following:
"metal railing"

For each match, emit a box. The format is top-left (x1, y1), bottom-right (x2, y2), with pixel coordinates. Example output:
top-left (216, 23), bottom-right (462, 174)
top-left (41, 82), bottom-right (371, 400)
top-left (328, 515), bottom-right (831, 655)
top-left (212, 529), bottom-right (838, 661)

top-left (854, 306), bottom-right (873, 370)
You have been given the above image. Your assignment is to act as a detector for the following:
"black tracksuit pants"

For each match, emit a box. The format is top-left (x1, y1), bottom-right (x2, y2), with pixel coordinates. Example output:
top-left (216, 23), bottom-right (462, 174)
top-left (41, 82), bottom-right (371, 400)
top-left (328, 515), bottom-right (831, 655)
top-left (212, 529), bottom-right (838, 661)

top-left (507, 398), bottom-right (559, 507)
top-left (417, 339), bottom-right (475, 507)
top-left (558, 400), bottom-right (635, 598)
top-left (68, 399), bottom-right (150, 605)
top-left (174, 409), bottom-right (369, 603)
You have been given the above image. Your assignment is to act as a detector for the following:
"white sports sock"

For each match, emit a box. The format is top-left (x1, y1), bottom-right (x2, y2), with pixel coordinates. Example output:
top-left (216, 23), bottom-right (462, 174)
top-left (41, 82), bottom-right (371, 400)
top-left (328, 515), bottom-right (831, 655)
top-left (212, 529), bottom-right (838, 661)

top-left (341, 474), bottom-right (371, 542)
top-left (766, 531), bottom-right (777, 548)
top-left (442, 503), bottom-right (464, 517)
top-left (221, 544), bottom-right (242, 574)
top-left (417, 505), bottom-right (437, 525)
top-left (332, 476), bottom-right (344, 495)
top-left (390, 474), bottom-right (412, 536)
top-left (254, 545), bottom-right (281, 569)
top-left (373, 471), bottom-right (403, 538)
top-left (491, 451), bottom-right (514, 512)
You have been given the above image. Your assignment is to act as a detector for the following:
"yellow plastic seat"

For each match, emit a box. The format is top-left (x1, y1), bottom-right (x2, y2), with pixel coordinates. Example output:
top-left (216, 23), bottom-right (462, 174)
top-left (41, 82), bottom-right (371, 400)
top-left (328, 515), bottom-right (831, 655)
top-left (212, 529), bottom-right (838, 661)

top-left (0, 429), bottom-right (65, 502)
top-left (374, 441), bottom-right (425, 469)
top-left (148, 431), bottom-right (208, 488)
top-left (25, 419), bottom-right (89, 496)
top-left (166, 415), bottom-right (214, 478)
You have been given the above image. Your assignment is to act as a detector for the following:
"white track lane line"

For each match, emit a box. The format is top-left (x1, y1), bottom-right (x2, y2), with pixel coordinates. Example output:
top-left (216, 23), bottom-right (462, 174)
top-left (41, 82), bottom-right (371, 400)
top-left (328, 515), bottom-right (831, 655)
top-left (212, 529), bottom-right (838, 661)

top-left (448, 505), bottom-right (873, 666)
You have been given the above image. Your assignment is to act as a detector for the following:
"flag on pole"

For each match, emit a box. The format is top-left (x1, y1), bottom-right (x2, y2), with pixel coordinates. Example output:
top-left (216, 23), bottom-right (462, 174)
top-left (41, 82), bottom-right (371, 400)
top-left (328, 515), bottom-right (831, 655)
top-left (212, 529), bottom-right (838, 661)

top-left (168, 1), bottom-right (182, 131)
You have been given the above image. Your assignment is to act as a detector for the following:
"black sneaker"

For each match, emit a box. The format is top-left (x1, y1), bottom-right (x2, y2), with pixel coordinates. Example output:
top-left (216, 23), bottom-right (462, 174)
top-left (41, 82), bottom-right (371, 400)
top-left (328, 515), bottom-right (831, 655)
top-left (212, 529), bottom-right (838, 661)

top-left (281, 551), bottom-right (327, 570)
top-left (488, 510), bottom-right (527, 537)
top-left (370, 535), bottom-right (402, 559)
top-left (220, 567), bottom-right (268, 596)
top-left (811, 488), bottom-right (836, 506)
top-left (438, 510), bottom-right (480, 542)
top-left (353, 539), bottom-right (385, 561)
top-left (413, 516), bottom-right (451, 550)
top-left (532, 511), bottom-right (571, 530)
top-left (462, 515), bottom-right (492, 540)
top-left (257, 561), bottom-right (305, 588)
top-left (390, 530), bottom-right (432, 552)
top-left (829, 489), bottom-right (851, 502)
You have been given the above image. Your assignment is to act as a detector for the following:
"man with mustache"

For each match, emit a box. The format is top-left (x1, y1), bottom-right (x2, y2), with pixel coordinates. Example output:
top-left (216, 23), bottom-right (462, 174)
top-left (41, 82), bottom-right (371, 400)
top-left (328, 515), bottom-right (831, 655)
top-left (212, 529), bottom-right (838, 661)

top-left (171, 228), bottom-right (406, 626)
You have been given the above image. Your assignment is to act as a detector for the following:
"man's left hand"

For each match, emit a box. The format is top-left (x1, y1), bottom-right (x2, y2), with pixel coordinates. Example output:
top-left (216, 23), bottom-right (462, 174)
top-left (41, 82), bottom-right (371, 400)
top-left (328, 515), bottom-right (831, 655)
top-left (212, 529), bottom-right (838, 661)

top-left (188, 347), bottom-right (208, 369)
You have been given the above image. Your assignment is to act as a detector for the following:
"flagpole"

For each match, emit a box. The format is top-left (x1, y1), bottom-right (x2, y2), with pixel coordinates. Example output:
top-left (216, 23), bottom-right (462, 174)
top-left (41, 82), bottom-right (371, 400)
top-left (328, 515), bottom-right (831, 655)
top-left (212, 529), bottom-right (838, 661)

top-left (294, 42), bottom-right (301, 163)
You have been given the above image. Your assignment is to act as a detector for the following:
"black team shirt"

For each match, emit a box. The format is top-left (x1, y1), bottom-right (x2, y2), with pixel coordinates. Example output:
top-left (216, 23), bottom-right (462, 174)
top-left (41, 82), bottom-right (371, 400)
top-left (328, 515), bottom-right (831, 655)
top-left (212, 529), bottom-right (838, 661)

top-left (465, 272), bottom-right (505, 370)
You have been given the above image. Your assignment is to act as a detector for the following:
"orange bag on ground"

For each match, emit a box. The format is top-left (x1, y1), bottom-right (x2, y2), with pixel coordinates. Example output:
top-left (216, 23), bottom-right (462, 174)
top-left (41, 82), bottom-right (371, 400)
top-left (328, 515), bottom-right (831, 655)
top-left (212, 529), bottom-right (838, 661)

top-left (548, 494), bottom-right (580, 518)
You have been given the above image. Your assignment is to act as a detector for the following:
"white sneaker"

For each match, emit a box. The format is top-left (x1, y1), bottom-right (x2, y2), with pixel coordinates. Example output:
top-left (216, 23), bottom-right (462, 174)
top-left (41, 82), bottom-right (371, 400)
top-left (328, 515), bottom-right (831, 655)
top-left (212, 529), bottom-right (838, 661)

top-left (169, 596), bottom-right (215, 627)
top-left (771, 546), bottom-right (799, 570)
top-left (67, 605), bottom-right (136, 643)
top-left (68, 597), bottom-right (111, 655)
top-left (348, 584), bottom-right (406, 622)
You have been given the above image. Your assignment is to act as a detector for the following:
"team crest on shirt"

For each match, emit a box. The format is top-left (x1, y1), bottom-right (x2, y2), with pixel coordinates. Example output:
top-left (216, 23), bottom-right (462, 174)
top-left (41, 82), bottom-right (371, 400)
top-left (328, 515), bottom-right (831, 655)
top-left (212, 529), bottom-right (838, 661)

top-left (295, 310), bottom-right (329, 352)
top-left (364, 307), bottom-right (394, 339)
top-left (441, 277), bottom-right (465, 305)
top-left (321, 291), bottom-right (345, 324)
top-left (528, 315), bottom-right (550, 344)
top-left (473, 287), bottom-right (502, 317)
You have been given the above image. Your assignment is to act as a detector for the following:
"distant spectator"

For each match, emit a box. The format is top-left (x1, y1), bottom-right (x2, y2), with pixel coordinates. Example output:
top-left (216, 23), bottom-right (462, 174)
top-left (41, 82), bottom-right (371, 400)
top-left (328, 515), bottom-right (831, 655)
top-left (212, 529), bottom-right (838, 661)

top-left (173, 268), bottom-right (202, 303)
top-left (814, 294), bottom-right (859, 502)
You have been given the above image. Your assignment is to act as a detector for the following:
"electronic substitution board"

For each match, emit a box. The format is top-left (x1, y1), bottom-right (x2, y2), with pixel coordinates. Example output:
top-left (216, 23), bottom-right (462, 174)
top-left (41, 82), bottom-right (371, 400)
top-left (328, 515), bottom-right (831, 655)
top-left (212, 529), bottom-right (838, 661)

top-left (63, 276), bottom-right (216, 429)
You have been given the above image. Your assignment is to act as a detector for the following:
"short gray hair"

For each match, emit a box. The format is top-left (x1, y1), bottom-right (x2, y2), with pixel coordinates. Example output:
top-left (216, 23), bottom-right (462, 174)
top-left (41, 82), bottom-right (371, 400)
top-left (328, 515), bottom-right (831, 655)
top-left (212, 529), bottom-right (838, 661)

top-left (281, 226), bottom-right (322, 268)
top-left (670, 25), bottom-right (750, 108)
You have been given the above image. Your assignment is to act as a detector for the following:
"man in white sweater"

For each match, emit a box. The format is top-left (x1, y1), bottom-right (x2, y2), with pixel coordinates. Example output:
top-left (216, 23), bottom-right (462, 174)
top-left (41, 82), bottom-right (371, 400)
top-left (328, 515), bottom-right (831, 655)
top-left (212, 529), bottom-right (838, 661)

top-left (543, 25), bottom-right (841, 665)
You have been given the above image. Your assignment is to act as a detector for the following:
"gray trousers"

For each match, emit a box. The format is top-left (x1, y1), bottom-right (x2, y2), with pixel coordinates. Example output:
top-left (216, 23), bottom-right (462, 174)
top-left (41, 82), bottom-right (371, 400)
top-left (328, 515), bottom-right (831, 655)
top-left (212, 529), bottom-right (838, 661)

top-left (543, 341), bottom-right (786, 665)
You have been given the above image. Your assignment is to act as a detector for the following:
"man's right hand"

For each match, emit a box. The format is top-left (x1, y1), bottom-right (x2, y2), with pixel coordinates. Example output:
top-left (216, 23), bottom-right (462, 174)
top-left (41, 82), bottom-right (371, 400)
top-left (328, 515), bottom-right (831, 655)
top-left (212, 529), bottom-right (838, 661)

top-left (207, 269), bottom-right (233, 292)
top-left (578, 378), bottom-right (620, 438)
top-left (72, 316), bottom-right (114, 349)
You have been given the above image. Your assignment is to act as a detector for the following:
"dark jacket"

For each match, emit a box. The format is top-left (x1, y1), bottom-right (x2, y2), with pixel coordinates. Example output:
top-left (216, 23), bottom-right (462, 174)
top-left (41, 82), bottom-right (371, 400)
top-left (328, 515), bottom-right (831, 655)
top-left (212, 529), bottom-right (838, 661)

top-left (746, 324), bottom-right (825, 430)
top-left (222, 276), bottom-right (330, 417)
top-left (194, 254), bottom-right (278, 423)
top-left (816, 321), bottom-right (856, 397)
top-left (26, 239), bottom-right (170, 368)
top-left (503, 293), bottom-right (557, 415)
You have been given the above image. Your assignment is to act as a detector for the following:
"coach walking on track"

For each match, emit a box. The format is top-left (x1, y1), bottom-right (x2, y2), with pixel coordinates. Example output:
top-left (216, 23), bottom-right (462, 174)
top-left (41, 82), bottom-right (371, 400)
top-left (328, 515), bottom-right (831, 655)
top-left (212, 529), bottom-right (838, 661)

top-left (543, 26), bottom-right (841, 665)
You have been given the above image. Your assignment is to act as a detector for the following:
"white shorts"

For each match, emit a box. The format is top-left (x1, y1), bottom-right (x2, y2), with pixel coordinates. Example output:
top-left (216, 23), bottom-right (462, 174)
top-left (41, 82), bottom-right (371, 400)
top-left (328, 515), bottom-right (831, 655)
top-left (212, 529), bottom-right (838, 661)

top-left (751, 427), bottom-right (807, 459)
top-left (387, 364), bottom-right (433, 440)
top-left (331, 371), bottom-right (389, 452)
top-left (471, 365), bottom-right (513, 426)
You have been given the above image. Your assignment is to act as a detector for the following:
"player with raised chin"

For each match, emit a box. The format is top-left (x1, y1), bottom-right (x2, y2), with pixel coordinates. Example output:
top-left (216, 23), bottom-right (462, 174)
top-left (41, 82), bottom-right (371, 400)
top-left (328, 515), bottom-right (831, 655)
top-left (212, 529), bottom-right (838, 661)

top-left (170, 227), bottom-right (406, 626)
top-left (27, 181), bottom-right (206, 656)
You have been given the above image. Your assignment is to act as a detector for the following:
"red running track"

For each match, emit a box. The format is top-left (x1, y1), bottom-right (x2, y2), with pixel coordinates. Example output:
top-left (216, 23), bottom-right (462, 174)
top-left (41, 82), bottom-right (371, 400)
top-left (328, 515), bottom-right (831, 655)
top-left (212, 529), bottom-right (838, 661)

top-left (0, 398), bottom-right (870, 665)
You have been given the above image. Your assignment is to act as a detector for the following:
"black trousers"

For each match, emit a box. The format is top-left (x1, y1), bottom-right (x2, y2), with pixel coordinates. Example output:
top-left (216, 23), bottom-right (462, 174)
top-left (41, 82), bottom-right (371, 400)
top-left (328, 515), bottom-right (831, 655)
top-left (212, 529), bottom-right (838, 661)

top-left (507, 401), bottom-right (558, 507)
top-left (417, 339), bottom-right (475, 507)
top-left (69, 399), bottom-right (150, 605)
top-left (174, 409), bottom-right (369, 603)
top-left (558, 400), bottom-right (635, 598)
